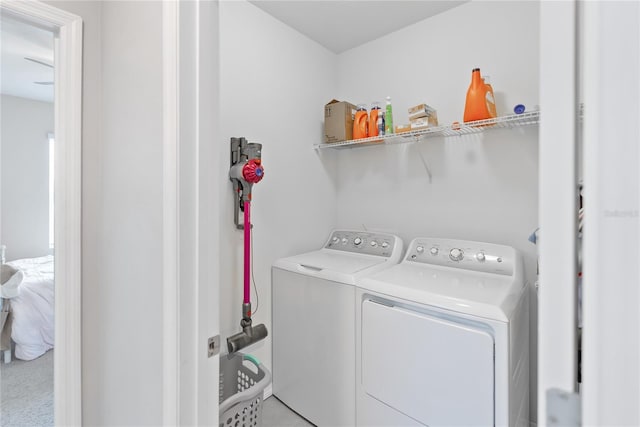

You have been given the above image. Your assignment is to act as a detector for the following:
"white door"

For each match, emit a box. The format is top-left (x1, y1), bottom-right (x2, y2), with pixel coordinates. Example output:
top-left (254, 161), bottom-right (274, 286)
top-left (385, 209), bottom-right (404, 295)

top-left (361, 299), bottom-right (494, 426)
top-left (581, 1), bottom-right (640, 424)
top-left (539, 1), bottom-right (640, 425)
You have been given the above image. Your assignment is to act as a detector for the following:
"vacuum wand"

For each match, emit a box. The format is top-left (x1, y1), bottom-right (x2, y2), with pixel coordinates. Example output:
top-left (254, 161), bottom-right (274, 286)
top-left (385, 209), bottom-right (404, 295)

top-left (227, 200), bottom-right (268, 353)
top-left (244, 201), bottom-right (251, 306)
top-left (227, 137), bottom-right (268, 354)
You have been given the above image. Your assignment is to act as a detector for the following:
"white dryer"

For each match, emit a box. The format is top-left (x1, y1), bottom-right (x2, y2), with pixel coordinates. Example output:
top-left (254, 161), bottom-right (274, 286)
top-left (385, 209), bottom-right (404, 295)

top-left (356, 237), bottom-right (529, 427)
top-left (272, 229), bottom-right (403, 427)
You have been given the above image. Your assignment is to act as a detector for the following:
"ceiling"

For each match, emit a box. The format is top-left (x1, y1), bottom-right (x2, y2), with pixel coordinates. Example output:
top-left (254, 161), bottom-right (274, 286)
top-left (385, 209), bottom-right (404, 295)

top-left (0, 1), bottom-right (468, 102)
top-left (1, 14), bottom-right (54, 103)
top-left (248, 0), bottom-right (468, 54)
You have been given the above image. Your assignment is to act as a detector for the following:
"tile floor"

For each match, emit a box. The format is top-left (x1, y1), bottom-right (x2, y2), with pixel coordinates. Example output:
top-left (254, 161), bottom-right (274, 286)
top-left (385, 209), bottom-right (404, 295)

top-left (262, 396), bottom-right (314, 427)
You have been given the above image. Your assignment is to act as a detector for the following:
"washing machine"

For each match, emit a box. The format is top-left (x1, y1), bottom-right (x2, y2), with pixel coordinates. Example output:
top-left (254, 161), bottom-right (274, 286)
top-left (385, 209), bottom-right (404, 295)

top-left (356, 237), bottom-right (529, 427)
top-left (272, 229), bottom-right (403, 427)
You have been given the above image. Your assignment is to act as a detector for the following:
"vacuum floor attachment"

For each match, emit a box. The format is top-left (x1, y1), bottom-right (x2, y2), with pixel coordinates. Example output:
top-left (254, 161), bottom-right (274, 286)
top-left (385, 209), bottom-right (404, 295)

top-left (227, 316), bottom-right (268, 354)
top-left (227, 302), bottom-right (268, 353)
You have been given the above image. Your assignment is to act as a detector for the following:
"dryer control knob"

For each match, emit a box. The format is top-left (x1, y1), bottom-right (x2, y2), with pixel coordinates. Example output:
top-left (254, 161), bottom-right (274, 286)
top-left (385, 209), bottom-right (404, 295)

top-left (332, 237), bottom-right (339, 243)
top-left (476, 252), bottom-right (486, 262)
top-left (341, 238), bottom-right (348, 244)
top-left (354, 237), bottom-right (363, 246)
top-left (370, 241), bottom-right (378, 247)
top-left (449, 248), bottom-right (464, 261)
top-left (416, 246), bottom-right (425, 254)
top-left (381, 242), bottom-right (389, 249)
top-left (430, 247), bottom-right (439, 255)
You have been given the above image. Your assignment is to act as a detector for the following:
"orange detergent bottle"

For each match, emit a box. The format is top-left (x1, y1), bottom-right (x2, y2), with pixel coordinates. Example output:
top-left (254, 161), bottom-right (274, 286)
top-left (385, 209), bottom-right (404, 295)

top-left (463, 68), bottom-right (496, 122)
top-left (353, 104), bottom-right (369, 139)
top-left (368, 102), bottom-right (381, 137)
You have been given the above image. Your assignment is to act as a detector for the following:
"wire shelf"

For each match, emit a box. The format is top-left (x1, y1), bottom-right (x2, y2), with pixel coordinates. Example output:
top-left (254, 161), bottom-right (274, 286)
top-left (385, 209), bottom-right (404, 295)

top-left (314, 110), bottom-right (540, 150)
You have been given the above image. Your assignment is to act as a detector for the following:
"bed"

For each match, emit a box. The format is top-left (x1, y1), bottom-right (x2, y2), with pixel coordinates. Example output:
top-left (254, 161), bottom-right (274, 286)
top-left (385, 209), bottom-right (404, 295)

top-left (0, 255), bottom-right (55, 362)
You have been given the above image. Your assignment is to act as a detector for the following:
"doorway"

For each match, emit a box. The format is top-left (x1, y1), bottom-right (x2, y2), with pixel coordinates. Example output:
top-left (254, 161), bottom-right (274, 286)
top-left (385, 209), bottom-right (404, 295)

top-left (0, 2), bottom-right (82, 425)
top-left (0, 13), bottom-right (55, 425)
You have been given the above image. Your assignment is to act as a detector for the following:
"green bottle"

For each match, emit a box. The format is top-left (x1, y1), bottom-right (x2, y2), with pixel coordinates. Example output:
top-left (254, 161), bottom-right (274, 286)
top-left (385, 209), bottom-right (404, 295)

top-left (385, 96), bottom-right (394, 134)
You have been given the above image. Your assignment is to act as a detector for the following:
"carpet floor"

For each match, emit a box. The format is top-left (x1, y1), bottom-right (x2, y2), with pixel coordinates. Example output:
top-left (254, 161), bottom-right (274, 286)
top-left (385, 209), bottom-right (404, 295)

top-left (0, 349), bottom-right (53, 427)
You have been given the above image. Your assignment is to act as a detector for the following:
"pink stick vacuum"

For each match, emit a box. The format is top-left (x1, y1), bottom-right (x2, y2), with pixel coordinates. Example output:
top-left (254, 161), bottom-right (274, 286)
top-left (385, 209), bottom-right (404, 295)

top-left (227, 137), bottom-right (267, 353)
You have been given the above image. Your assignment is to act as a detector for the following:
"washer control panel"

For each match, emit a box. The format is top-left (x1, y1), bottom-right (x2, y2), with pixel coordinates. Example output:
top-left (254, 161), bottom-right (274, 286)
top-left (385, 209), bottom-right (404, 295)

top-left (405, 237), bottom-right (515, 276)
top-left (325, 230), bottom-right (398, 258)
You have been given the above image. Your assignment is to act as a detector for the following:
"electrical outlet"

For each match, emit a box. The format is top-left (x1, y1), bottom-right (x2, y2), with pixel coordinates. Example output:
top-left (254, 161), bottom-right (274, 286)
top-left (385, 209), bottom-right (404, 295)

top-left (208, 335), bottom-right (220, 358)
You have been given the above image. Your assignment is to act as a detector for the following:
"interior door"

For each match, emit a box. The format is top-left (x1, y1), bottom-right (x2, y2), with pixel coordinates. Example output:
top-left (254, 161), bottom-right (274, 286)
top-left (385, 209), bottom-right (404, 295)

top-left (581, 1), bottom-right (640, 424)
top-left (540, 1), bottom-right (640, 424)
top-left (361, 299), bottom-right (494, 426)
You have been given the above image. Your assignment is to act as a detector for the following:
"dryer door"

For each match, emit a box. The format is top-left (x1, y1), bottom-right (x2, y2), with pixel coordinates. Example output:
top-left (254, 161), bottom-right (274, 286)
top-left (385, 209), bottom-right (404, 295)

top-left (362, 299), bottom-right (494, 426)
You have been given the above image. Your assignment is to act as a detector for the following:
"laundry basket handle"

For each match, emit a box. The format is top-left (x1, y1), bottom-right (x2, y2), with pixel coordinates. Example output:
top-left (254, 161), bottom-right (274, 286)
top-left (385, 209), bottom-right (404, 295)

top-left (243, 354), bottom-right (260, 367)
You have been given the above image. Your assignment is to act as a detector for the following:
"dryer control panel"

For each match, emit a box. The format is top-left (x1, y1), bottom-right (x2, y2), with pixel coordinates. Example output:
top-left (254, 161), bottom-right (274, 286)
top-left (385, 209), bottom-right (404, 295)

top-left (405, 237), bottom-right (518, 277)
top-left (325, 230), bottom-right (399, 258)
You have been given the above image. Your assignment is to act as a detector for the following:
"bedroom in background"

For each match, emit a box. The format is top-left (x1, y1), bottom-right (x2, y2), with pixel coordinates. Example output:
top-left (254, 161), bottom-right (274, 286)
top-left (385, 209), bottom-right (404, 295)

top-left (0, 12), bottom-right (56, 426)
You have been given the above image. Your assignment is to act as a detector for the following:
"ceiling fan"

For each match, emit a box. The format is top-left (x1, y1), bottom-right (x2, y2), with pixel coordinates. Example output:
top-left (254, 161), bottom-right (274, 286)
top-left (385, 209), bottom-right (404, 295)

top-left (24, 56), bottom-right (54, 86)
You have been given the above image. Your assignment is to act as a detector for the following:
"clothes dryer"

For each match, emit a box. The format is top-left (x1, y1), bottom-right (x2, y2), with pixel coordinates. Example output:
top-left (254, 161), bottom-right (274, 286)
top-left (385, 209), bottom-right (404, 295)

top-left (272, 230), bottom-right (403, 427)
top-left (356, 237), bottom-right (529, 427)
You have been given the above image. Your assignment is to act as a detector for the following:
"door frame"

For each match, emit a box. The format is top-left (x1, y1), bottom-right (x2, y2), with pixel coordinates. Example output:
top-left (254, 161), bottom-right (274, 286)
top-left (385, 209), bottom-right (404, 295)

top-left (162, 1), bottom-right (220, 424)
top-left (0, 1), bottom-right (83, 425)
top-left (538, 0), bottom-right (579, 423)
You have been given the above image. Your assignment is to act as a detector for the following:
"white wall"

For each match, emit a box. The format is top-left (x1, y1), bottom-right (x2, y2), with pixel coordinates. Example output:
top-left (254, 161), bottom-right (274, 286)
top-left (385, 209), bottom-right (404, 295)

top-left (336, 0), bottom-right (539, 278)
top-left (218, 0), bottom-right (338, 370)
top-left (44, 1), bottom-right (165, 424)
top-left (0, 94), bottom-right (54, 261)
top-left (98, 1), bottom-right (164, 424)
top-left (334, 0), bottom-right (540, 421)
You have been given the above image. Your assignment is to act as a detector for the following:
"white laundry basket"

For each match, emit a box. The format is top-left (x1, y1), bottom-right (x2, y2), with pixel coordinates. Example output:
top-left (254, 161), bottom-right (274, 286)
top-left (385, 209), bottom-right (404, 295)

top-left (219, 353), bottom-right (271, 427)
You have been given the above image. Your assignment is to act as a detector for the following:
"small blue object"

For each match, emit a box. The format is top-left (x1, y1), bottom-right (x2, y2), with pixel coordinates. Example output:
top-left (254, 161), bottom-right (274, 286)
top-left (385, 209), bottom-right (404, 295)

top-left (514, 104), bottom-right (526, 114)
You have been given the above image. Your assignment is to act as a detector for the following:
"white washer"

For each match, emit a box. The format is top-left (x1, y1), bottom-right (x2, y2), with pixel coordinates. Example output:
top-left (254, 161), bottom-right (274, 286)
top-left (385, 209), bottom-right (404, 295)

top-left (356, 237), bottom-right (529, 427)
top-left (272, 229), bottom-right (403, 427)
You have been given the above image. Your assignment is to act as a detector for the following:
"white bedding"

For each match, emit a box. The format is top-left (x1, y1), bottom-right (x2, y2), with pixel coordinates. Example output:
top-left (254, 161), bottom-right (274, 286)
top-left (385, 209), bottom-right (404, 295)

top-left (6, 255), bottom-right (55, 360)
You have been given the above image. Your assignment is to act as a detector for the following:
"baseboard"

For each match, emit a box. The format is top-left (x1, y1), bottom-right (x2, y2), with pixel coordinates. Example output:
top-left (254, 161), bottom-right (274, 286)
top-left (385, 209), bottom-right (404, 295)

top-left (263, 383), bottom-right (273, 400)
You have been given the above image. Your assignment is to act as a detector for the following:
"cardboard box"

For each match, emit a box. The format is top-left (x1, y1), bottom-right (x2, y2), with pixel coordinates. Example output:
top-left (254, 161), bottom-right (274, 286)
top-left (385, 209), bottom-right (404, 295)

top-left (408, 103), bottom-right (438, 125)
top-left (408, 103), bottom-right (437, 116)
top-left (324, 99), bottom-right (356, 143)
top-left (409, 116), bottom-right (438, 128)
top-left (409, 112), bottom-right (439, 127)
top-left (395, 124), bottom-right (412, 134)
